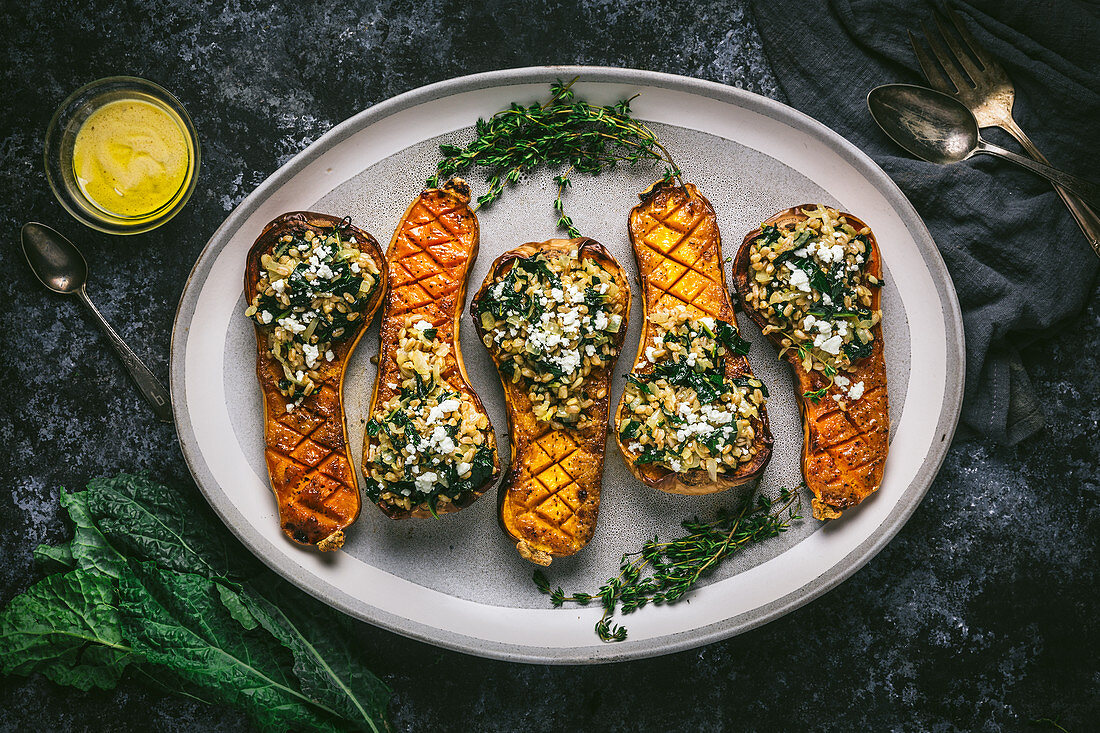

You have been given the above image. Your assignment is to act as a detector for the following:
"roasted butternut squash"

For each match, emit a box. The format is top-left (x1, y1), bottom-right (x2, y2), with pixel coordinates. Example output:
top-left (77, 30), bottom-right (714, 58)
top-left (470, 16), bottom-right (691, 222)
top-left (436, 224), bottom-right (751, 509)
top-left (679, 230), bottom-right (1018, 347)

top-left (362, 179), bottom-right (500, 519)
top-left (733, 205), bottom-right (888, 520)
top-left (245, 212), bottom-right (386, 550)
top-left (615, 181), bottom-right (773, 494)
top-left (472, 238), bottom-right (630, 565)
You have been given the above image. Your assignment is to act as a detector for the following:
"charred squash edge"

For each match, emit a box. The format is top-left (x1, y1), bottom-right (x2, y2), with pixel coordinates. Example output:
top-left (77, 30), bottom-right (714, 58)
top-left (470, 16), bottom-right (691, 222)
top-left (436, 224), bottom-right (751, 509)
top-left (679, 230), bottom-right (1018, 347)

top-left (245, 211), bottom-right (387, 549)
top-left (615, 180), bottom-right (773, 495)
top-left (364, 180), bottom-right (501, 519)
top-left (732, 205), bottom-right (888, 520)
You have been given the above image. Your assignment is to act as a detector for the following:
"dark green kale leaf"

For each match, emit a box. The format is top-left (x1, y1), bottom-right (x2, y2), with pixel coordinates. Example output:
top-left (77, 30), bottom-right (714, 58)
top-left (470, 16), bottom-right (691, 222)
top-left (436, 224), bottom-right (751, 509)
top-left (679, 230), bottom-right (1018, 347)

top-left (0, 474), bottom-right (394, 732)
top-left (844, 339), bottom-right (874, 362)
top-left (619, 420), bottom-right (641, 440)
top-left (0, 569), bottom-right (132, 691)
top-left (758, 224), bottom-right (782, 245)
top-left (714, 320), bottom-right (751, 355)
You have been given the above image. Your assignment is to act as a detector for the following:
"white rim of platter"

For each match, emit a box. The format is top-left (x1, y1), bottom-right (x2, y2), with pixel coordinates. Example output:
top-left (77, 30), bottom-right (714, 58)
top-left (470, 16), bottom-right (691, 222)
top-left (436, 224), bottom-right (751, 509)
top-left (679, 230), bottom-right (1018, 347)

top-left (171, 66), bottom-right (964, 664)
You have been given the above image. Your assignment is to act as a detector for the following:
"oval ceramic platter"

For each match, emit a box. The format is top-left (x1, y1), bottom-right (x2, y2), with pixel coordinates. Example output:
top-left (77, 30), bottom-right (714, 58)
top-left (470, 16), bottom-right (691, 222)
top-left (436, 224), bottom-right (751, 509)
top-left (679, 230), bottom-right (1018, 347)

top-left (171, 66), bottom-right (963, 664)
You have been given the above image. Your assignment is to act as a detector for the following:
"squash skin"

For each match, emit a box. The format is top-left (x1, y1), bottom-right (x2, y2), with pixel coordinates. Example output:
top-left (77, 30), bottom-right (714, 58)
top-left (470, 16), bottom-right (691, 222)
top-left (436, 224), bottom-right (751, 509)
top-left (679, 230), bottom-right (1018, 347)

top-left (363, 179), bottom-right (501, 519)
top-left (616, 180), bottom-right (773, 495)
top-left (732, 206), bottom-right (889, 520)
top-left (245, 212), bottom-right (387, 550)
top-left (472, 238), bottom-right (630, 565)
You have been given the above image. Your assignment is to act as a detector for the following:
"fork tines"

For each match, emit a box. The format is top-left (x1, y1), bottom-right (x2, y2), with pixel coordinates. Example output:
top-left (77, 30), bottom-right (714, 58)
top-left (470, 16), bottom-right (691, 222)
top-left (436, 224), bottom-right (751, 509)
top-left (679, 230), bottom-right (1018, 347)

top-left (908, 5), bottom-right (1005, 95)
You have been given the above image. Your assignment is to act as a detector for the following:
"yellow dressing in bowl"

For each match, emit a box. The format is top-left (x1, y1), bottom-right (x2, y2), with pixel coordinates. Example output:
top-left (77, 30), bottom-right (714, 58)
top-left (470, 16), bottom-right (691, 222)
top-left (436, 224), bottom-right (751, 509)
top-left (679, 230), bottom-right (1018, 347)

top-left (72, 99), bottom-right (191, 218)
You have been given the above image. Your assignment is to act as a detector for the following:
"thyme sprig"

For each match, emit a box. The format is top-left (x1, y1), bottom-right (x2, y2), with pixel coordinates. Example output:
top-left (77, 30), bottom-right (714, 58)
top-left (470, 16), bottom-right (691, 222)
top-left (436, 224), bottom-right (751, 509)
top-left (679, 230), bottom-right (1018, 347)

top-left (534, 487), bottom-right (803, 642)
top-left (428, 78), bottom-right (682, 237)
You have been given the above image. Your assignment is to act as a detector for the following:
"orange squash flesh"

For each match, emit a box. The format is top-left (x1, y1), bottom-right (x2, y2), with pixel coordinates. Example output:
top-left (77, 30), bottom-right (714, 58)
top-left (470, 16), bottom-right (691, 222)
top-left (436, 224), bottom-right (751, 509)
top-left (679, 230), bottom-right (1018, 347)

top-left (363, 179), bottom-right (500, 519)
top-left (472, 238), bottom-right (630, 566)
top-left (616, 180), bottom-right (773, 494)
top-left (733, 206), bottom-right (889, 520)
top-left (245, 212), bottom-right (387, 550)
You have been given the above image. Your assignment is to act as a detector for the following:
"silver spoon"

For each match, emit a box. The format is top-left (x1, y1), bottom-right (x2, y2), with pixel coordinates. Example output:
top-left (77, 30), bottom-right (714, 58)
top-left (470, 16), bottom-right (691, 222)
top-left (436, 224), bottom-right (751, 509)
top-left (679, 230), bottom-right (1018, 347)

top-left (20, 222), bottom-right (173, 422)
top-left (867, 84), bottom-right (1100, 209)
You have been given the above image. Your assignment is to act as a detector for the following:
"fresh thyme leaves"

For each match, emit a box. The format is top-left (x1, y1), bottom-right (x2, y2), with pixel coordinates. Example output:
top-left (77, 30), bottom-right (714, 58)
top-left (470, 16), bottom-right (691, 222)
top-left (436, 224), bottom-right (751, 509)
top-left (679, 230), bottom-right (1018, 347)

top-left (428, 77), bottom-right (681, 237)
top-left (803, 386), bottom-right (829, 403)
top-left (534, 487), bottom-right (802, 642)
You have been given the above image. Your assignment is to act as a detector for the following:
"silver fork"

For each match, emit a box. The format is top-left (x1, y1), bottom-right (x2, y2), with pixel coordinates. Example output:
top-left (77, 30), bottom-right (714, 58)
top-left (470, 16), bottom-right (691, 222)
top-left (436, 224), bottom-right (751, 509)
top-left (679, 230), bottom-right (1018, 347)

top-left (909, 5), bottom-right (1100, 257)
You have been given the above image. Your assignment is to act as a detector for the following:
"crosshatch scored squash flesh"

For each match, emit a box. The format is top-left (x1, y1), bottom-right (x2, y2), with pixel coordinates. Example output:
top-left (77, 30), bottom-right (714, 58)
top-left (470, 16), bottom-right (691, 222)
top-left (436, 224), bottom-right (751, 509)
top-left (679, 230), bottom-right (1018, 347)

top-left (616, 181), bottom-right (773, 495)
top-left (473, 238), bottom-right (630, 566)
top-left (244, 212), bottom-right (386, 550)
top-left (363, 179), bottom-right (500, 519)
top-left (733, 205), bottom-right (889, 520)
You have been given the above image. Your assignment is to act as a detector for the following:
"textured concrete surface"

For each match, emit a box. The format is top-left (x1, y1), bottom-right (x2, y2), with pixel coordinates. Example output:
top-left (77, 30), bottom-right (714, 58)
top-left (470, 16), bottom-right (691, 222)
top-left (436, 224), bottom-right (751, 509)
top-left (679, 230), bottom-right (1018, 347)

top-left (0, 1), bottom-right (1096, 731)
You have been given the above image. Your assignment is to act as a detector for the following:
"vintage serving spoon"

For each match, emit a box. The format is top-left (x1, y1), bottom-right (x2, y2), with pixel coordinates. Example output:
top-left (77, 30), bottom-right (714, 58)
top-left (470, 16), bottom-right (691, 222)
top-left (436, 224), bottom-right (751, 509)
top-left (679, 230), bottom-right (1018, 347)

top-left (20, 222), bottom-right (173, 422)
top-left (867, 84), bottom-right (1100, 209)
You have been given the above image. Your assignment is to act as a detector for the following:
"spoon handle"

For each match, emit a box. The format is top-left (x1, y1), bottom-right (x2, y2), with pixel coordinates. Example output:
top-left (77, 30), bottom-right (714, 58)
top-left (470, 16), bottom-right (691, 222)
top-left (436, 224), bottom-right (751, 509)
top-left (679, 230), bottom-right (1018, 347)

top-left (77, 288), bottom-right (174, 423)
top-left (975, 141), bottom-right (1100, 210)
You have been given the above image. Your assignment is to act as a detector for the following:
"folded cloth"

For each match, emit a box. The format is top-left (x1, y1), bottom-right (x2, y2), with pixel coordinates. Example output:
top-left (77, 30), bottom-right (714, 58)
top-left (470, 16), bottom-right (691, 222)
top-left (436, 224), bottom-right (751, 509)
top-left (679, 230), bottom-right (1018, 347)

top-left (747, 0), bottom-right (1100, 444)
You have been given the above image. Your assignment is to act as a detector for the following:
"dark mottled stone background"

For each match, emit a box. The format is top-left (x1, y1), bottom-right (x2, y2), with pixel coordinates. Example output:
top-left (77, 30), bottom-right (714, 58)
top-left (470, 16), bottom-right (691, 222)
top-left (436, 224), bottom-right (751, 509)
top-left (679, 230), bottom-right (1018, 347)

top-left (1, 1), bottom-right (1096, 731)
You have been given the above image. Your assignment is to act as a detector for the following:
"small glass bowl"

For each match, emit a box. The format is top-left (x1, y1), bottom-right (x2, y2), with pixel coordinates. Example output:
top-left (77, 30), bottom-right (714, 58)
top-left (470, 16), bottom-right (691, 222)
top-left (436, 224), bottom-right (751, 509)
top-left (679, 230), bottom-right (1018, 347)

top-left (44, 76), bottom-right (200, 235)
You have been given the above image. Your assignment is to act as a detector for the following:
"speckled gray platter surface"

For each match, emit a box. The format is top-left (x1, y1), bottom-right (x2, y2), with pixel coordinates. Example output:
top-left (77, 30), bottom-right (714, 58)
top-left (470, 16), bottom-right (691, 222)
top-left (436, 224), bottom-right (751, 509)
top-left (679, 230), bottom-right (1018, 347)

top-left (172, 66), bottom-right (963, 663)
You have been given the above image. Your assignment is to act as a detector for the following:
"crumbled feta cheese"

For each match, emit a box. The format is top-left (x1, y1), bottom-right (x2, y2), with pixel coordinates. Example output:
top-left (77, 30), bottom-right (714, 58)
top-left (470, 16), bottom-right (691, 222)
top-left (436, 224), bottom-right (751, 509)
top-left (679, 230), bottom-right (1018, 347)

top-left (802, 314), bottom-right (817, 330)
top-left (819, 335), bottom-right (844, 355)
top-left (847, 381), bottom-right (865, 400)
top-left (350, 262), bottom-right (360, 273)
top-left (270, 280), bottom-right (286, 294)
top-left (415, 471), bottom-right (438, 493)
top-left (277, 317), bottom-right (307, 334)
top-left (456, 462), bottom-right (472, 477)
top-left (315, 263), bottom-right (334, 280)
top-left (834, 375), bottom-right (851, 388)
top-left (415, 320), bottom-right (433, 331)
top-left (302, 343), bottom-right (319, 368)
top-left (260, 310), bottom-right (273, 324)
top-left (325, 350), bottom-right (335, 362)
top-left (786, 265), bottom-right (812, 293)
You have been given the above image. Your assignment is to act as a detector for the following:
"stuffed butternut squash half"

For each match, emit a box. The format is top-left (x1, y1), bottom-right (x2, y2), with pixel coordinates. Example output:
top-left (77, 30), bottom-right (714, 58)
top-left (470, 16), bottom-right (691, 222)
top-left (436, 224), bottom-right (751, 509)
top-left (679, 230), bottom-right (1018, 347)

top-left (472, 238), bottom-right (630, 566)
top-left (616, 181), bottom-right (773, 495)
top-left (362, 179), bottom-right (500, 519)
top-left (733, 205), bottom-right (889, 520)
top-left (244, 212), bottom-right (386, 551)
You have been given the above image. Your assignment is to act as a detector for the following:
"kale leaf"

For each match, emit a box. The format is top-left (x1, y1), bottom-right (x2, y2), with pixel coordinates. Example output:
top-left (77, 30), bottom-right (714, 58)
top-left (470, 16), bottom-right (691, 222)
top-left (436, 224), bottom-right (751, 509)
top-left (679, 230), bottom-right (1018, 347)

top-left (714, 320), bottom-right (751, 356)
top-left (0, 474), bottom-right (392, 732)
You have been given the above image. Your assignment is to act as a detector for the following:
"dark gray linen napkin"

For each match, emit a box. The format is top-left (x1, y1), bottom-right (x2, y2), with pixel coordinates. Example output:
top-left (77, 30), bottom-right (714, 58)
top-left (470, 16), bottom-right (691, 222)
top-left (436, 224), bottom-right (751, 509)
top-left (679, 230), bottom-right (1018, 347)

top-left (747, 0), bottom-right (1100, 444)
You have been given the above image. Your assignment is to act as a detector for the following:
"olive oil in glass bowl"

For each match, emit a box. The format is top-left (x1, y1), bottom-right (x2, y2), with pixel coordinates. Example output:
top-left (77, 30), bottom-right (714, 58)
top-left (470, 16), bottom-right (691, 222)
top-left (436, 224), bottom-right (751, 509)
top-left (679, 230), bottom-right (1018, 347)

top-left (45, 76), bottom-right (200, 235)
